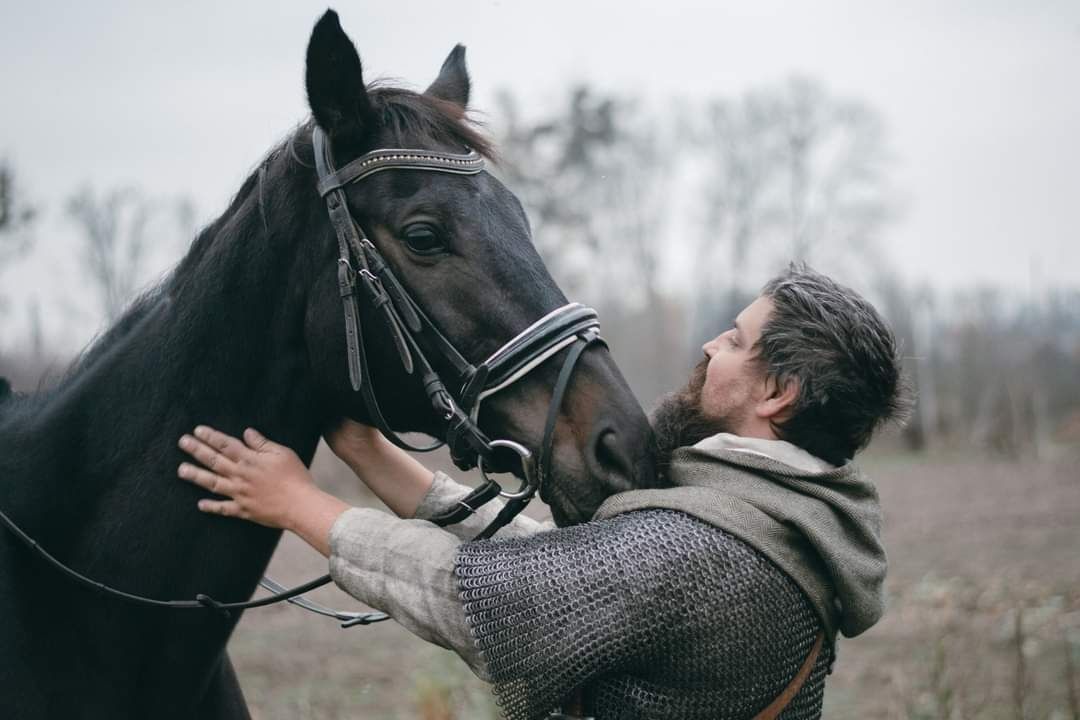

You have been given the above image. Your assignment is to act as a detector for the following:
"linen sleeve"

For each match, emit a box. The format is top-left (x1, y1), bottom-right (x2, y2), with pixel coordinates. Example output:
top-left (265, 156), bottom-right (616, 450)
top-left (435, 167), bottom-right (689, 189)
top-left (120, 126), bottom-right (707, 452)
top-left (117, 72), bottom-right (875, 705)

top-left (327, 507), bottom-right (490, 679)
top-left (410, 470), bottom-right (555, 540)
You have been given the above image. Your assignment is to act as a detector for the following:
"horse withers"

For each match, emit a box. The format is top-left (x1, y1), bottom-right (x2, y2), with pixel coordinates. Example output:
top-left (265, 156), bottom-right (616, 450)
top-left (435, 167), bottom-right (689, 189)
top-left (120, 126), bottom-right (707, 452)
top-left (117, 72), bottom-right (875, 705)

top-left (0, 11), bottom-right (657, 720)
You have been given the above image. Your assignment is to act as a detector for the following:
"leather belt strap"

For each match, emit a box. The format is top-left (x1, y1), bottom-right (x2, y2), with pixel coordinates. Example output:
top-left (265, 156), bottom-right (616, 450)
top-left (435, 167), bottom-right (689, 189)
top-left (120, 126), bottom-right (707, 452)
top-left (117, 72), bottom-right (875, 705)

top-left (553, 631), bottom-right (825, 719)
top-left (752, 632), bottom-right (825, 720)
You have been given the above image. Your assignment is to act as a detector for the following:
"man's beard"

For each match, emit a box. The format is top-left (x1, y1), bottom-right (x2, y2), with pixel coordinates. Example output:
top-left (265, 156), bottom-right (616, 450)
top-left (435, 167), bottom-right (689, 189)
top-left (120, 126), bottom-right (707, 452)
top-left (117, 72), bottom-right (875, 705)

top-left (649, 359), bottom-right (734, 483)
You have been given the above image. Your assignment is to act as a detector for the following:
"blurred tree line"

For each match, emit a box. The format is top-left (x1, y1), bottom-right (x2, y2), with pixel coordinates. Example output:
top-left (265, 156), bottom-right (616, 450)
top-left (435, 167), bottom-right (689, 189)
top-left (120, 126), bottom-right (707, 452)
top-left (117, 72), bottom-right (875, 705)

top-left (0, 158), bottom-right (193, 386)
top-left (489, 78), bottom-right (1080, 457)
top-left (3, 77), bottom-right (1079, 457)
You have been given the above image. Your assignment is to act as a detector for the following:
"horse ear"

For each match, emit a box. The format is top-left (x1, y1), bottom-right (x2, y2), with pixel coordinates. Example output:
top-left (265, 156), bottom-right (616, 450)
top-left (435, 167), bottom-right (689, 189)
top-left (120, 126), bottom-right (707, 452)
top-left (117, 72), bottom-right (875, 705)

top-left (424, 45), bottom-right (470, 108)
top-left (305, 10), bottom-right (376, 150)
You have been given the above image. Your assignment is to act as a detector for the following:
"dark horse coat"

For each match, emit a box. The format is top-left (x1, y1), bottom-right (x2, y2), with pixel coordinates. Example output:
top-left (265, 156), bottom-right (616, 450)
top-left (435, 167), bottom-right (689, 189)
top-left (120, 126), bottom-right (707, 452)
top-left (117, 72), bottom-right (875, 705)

top-left (0, 12), bottom-right (653, 719)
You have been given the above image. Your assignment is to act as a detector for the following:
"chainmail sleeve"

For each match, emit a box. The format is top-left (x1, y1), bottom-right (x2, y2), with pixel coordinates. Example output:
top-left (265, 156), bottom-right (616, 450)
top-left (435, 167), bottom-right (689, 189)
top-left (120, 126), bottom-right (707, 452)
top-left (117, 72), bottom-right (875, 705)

top-left (456, 509), bottom-right (832, 720)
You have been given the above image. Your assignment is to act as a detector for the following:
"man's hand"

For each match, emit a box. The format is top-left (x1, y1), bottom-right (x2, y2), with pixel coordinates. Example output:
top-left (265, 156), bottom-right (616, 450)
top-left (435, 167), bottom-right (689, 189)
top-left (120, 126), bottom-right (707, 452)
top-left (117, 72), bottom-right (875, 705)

top-left (177, 425), bottom-right (349, 556)
top-left (178, 425), bottom-right (317, 530)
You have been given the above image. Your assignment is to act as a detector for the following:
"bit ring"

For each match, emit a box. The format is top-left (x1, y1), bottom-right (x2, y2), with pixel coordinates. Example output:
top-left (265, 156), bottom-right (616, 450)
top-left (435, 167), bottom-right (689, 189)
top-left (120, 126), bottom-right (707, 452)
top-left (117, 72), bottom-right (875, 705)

top-left (479, 439), bottom-right (536, 500)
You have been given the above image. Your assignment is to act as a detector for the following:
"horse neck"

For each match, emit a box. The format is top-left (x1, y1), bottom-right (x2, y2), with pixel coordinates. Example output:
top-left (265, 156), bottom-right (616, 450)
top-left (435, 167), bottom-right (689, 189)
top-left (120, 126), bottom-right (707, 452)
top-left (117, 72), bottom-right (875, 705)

top-left (0, 156), bottom-right (329, 600)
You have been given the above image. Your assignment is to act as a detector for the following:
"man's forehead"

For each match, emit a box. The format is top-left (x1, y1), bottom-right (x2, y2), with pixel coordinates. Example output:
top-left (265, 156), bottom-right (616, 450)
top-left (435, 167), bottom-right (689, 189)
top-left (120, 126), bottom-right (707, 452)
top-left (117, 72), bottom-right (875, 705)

top-left (736, 296), bottom-right (774, 337)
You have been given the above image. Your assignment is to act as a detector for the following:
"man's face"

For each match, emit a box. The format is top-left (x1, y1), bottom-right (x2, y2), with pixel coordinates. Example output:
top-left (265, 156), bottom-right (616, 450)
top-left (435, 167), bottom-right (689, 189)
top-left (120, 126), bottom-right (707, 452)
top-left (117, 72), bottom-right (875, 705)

top-left (699, 295), bottom-right (774, 424)
top-left (650, 295), bottom-right (774, 477)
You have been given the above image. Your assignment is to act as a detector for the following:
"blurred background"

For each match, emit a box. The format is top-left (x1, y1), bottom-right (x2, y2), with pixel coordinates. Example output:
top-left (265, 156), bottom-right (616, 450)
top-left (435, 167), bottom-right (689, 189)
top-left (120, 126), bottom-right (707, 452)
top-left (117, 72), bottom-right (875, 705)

top-left (2, 1), bottom-right (1079, 718)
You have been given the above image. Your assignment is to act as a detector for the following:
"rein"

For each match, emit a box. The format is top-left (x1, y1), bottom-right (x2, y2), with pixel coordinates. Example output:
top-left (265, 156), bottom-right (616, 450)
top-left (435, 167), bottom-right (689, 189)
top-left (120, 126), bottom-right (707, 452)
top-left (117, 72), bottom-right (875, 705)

top-left (0, 126), bottom-right (604, 625)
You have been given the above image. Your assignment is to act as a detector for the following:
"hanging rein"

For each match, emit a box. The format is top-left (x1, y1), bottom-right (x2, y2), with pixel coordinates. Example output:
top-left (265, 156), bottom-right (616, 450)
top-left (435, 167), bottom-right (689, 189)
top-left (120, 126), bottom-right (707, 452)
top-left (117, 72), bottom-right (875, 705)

top-left (0, 126), bottom-right (605, 626)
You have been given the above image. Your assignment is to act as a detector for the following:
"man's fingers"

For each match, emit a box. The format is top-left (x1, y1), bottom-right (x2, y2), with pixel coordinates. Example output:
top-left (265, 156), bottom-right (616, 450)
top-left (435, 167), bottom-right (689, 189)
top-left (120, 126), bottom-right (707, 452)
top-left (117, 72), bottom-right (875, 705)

top-left (178, 434), bottom-right (238, 475)
top-left (193, 425), bottom-right (251, 463)
top-left (243, 427), bottom-right (272, 453)
top-left (177, 463), bottom-right (234, 497)
top-left (196, 498), bottom-right (243, 518)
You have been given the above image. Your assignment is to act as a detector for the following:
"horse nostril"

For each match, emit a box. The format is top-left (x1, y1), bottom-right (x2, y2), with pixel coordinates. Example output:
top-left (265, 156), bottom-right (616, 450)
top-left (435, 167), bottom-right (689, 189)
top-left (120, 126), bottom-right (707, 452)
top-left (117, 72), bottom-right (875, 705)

top-left (587, 427), bottom-right (636, 490)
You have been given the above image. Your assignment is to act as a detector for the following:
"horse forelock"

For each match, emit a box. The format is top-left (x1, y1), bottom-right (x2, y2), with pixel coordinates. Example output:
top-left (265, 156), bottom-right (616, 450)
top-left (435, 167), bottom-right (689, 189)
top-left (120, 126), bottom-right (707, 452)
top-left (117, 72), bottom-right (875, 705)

top-left (367, 84), bottom-right (496, 160)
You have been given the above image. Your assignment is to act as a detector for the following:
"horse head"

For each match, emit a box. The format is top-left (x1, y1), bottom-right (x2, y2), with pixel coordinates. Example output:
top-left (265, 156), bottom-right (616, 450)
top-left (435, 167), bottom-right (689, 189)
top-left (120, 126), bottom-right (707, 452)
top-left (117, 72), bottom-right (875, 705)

top-left (300, 11), bottom-right (658, 524)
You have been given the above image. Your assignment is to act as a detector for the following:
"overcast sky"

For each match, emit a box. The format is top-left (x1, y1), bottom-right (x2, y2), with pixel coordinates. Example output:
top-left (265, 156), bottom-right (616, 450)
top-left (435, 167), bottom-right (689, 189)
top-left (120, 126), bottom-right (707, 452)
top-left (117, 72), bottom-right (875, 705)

top-left (1, 1), bottom-right (1078, 351)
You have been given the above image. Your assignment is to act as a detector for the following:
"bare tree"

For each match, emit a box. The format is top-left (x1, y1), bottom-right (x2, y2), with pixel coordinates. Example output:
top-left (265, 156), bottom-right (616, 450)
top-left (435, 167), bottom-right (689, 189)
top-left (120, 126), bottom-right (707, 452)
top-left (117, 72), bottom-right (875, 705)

top-left (494, 86), bottom-right (673, 307)
top-left (0, 160), bottom-right (37, 325)
top-left (0, 160), bottom-right (36, 267)
top-left (494, 87), bottom-right (685, 402)
top-left (691, 92), bottom-right (785, 341)
top-left (66, 186), bottom-right (154, 322)
top-left (776, 78), bottom-right (893, 268)
top-left (494, 87), bottom-right (618, 297)
top-left (874, 272), bottom-right (933, 450)
top-left (690, 77), bottom-right (895, 348)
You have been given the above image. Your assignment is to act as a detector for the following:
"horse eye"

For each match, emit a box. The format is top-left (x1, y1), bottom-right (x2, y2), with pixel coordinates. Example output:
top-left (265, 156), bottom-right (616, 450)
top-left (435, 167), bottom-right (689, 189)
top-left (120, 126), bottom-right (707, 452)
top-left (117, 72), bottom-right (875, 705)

top-left (402, 223), bottom-right (447, 256)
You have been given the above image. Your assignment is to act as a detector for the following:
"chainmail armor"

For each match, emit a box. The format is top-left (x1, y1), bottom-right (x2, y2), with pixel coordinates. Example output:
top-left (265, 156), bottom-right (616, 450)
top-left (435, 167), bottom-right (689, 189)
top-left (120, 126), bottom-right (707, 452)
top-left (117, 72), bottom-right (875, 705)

top-left (457, 509), bottom-right (832, 720)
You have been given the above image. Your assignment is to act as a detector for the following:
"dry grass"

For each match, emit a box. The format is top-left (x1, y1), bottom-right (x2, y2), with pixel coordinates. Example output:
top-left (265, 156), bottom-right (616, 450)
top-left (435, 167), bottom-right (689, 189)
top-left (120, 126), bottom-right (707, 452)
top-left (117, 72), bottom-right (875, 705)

top-left (229, 444), bottom-right (1080, 719)
top-left (822, 447), bottom-right (1080, 720)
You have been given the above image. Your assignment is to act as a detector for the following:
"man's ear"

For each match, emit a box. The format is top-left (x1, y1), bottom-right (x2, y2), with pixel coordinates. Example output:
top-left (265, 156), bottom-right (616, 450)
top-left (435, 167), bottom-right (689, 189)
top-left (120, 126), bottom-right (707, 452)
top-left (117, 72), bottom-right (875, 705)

top-left (305, 10), bottom-right (377, 154)
top-left (424, 44), bottom-right (470, 108)
top-left (756, 375), bottom-right (799, 423)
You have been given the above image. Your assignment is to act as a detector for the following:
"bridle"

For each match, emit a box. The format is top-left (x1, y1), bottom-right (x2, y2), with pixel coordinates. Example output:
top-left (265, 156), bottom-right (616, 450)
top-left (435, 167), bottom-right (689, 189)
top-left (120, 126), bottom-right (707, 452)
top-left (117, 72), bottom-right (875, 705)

top-left (310, 126), bottom-right (604, 536)
top-left (0, 125), bottom-right (604, 626)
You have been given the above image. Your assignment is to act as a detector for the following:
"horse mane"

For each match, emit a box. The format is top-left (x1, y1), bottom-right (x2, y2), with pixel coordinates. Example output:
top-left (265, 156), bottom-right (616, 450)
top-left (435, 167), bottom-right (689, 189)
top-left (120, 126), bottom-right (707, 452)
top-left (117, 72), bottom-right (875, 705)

top-left (8, 84), bottom-right (495, 415)
top-left (63, 287), bottom-right (172, 376)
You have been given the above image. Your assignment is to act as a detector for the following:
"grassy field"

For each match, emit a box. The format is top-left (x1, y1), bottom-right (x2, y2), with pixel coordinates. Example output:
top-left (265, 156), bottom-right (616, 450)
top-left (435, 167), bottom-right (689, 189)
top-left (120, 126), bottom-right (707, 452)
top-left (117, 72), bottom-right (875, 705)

top-left (229, 445), bottom-right (1080, 719)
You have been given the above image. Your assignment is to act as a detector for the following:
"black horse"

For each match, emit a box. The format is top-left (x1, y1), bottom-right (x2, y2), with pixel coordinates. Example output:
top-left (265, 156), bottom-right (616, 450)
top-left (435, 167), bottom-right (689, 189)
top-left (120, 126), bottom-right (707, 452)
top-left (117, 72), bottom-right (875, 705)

top-left (0, 12), bottom-right (655, 719)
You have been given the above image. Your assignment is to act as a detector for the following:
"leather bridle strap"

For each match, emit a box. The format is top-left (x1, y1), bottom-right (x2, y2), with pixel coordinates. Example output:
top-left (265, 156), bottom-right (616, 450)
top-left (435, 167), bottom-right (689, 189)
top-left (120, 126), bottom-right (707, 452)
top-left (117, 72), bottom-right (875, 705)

top-left (313, 127), bottom-right (485, 457)
top-left (312, 127), bottom-right (606, 485)
top-left (469, 333), bottom-right (594, 541)
top-left (0, 129), bottom-right (606, 627)
top-left (316, 147), bottom-right (484, 197)
top-left (311, 126), bottom-right (609, 540)
top-left (0, 504), bottom-right (384, 625)
top-left (428, 327), bottom-right (601, 537)
top-left (257, 576), bottom-right (388, 628)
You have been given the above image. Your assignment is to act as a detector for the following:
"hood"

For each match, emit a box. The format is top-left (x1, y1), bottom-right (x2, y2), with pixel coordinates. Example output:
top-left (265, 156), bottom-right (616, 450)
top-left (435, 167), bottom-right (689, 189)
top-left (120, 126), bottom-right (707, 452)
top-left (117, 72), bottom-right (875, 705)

top-left (596, 433), bottom-right (887, 638)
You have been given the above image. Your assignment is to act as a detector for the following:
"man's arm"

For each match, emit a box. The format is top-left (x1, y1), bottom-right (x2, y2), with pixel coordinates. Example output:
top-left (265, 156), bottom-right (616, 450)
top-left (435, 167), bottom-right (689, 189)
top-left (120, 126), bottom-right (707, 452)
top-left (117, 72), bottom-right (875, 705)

top-left (326, 420), bottom-right (437, 518)
top-left (328, 419), bottom-right (554, 540)
top-left (327, 506), bottom-right (490, 679)
top-left (174, 422), bottom-right (531, 679)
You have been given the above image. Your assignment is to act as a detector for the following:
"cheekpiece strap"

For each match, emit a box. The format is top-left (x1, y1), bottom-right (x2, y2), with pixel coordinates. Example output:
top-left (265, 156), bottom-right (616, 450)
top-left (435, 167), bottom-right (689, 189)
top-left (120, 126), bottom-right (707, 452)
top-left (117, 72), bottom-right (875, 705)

top-left (317, 147), bottom-right (484, 197)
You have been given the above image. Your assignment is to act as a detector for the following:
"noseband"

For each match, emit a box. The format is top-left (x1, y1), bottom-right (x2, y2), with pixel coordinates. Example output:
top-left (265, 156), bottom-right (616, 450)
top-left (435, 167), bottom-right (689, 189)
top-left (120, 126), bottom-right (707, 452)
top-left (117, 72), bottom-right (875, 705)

top-left (311, 126), bottom-right (604, 538)
top-left (0, 126), bottom-right (605, 624)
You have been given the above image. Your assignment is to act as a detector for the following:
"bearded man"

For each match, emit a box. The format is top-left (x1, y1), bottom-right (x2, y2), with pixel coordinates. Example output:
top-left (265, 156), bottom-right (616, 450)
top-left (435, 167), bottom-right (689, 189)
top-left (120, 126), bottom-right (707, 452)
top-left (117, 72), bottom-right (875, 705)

top-left (175, 263), bottom-right (910, 719)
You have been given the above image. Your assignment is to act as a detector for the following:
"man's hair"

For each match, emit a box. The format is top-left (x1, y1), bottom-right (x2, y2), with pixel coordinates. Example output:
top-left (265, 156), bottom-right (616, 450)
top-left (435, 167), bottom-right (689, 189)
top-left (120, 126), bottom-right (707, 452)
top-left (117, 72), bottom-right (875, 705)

top-left (755, 263), bottom-right (911, 465)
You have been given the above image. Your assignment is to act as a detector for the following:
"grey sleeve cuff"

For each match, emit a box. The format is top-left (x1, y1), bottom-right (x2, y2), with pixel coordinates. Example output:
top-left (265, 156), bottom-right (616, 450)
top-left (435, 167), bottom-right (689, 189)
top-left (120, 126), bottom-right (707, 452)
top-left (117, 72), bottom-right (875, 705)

top-left (411, 471), bottom-right (555, 540)
top-left (411, 471), bottom-right (470, 521)
top-left (328, 507), bottom-right (490, 680)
